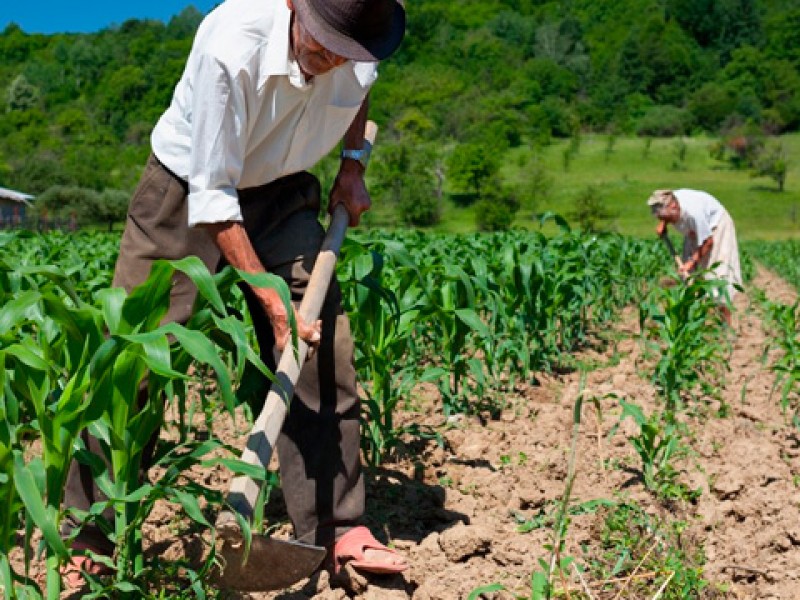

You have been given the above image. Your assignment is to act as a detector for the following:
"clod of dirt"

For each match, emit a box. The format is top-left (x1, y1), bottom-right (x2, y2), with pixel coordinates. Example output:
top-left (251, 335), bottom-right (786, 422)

top-left (439, 523), bottom-right (492, 562)
top-left (712, 472), bottom-right (745, 499)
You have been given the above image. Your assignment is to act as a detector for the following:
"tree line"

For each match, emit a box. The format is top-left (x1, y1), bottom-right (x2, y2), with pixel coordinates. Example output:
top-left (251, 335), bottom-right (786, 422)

top-left (1, 0), bottom-right (798, 230)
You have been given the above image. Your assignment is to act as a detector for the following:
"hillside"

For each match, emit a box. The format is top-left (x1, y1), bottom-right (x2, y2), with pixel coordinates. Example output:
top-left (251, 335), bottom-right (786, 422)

top-left (1, 0), bottom-right (799, 233)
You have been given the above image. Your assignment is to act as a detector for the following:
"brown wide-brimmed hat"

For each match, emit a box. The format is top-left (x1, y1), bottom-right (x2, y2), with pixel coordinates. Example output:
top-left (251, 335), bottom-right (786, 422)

top-left (292, 0), bottom-right (406, 62)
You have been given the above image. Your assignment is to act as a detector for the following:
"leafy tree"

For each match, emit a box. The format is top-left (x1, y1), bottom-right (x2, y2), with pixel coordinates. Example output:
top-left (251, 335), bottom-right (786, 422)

top-left (9, 154), bottom-right (71, 194)
top-left (68, 39), bottom-right (103, 91)
top-left (688, 82), bottom-right (738, 132)
top-left (166, 7), bottom-right (204, 40)
top-left (398, 177), bottom-right (441, 227)
top-left (6, 74), bottom-right (40, 111)
top-left (668, 0), bottom-right (761, 56)
top-left (751, 142), bottom-right (788, 192)
top-left (0, 23), bottom-right (40, 63)
top-left (764, 9), bottom-right (800, 67)
top-left (35, 185), bottom-right (97, 225)
top-left (95, 189), bottom-right (131, 231)
top-left (568, 185), bottom-right (615, 232)
top-left (709, 125), bottom-right (765, 170)
top-left (636, 105), bottom-right (694, 137)
top-left (617, 17), bottom-right (701, 104)
top-left (446, 143), bottom-right (499, 198)
top-left (517, 154), bottom-right (553, 216)
top-left (373, 140), bottom-right (441, 227)
top-left (475, 184), bottom-right (520, 232)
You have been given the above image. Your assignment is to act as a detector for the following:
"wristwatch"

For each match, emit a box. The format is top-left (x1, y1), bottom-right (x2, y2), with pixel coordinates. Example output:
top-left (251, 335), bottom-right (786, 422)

top-left (341, 143), bottom-right (372, 169)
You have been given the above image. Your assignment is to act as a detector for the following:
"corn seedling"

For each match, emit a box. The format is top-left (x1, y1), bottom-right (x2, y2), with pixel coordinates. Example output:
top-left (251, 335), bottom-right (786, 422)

top-left (759, 299), bottom-right (800, 426)
top-left (618, 400), bottom-right (698, 502)
top-left (339, 238), bottom-right (424, 465)
top-left (639, 271), bottom-right (730, 413)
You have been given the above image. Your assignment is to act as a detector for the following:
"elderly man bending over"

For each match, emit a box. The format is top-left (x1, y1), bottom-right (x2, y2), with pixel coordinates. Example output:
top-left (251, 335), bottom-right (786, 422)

top-left (648, 188), bottom-right (743, 325)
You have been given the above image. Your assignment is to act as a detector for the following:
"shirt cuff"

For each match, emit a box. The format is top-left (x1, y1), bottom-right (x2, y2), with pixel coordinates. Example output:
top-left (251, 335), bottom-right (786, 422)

top-left (187, 188), bottom-right (242, 227)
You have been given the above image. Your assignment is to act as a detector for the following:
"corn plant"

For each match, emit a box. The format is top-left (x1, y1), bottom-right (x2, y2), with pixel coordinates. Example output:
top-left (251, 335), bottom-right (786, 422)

top-left (639, 272), bottom-right (730, 412)
top-left (745, 239), bottom-right (800, 290)
top-left (1, 244), bottom-right (283, 598)
top-left (617, 400), bottom-right (698, 501)
top-left (339, 238), bottom-right (426, 465)
top-left (760, 299), bottom-right (800, 426)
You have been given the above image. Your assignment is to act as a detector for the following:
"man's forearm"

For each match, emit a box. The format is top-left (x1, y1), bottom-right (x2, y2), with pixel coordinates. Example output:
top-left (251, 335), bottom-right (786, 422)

top-left (201, 221), bottom-right (284, 309)
top-left (688, 237), bottom-right (713, 270)
top-left (203, 220), bottom-right (264, 274)
top-left (342, 95), bottom-right (369, 155)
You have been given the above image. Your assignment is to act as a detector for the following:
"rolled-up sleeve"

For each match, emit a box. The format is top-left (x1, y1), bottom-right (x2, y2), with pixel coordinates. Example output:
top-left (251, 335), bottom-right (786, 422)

top-left (187, 53), bottom-right (249, 227)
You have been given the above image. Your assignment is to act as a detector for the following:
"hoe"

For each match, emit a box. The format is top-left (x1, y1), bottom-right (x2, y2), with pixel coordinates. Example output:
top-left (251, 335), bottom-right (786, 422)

top-left (213, 122), bottom-right (378, 591)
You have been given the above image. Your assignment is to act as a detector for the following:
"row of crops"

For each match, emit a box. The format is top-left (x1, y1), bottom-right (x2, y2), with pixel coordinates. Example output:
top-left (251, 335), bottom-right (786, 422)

top-left (745, 240), bottom-right (800, 432)
top-left (1, 222), bottom-right (684, 598)
top-left (744, 240), bottom-right (800, 291)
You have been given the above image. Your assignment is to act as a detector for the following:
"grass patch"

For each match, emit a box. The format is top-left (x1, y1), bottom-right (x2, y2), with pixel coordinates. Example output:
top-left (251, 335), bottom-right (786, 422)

top-left (365, 133), bottom-right (800, 239)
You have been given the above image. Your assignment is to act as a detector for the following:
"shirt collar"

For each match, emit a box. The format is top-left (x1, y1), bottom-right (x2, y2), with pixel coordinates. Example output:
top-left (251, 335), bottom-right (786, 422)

top-left (259, 2), bottom-right (310, 89)
top-left (260, 3), bottom-right (371, 91)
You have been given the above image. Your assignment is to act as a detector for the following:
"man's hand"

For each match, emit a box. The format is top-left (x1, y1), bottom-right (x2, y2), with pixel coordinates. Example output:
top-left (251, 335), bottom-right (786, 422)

top-left (329, 159), bottom-right (371, 226)
top-left (656, 220), bottom-right (667, 237)
top-left (254, 286), bottom-right (321, 352)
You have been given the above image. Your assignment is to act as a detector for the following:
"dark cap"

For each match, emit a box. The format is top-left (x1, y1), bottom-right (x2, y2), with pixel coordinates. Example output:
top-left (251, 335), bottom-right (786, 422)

top-left (292, 0), bottom-right (406, 61)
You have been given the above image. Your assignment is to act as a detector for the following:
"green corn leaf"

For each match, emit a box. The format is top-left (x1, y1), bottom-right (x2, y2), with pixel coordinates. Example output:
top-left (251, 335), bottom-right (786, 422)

top-left (237, 269), bottom-right (296, 341)
top-left (118, 331), bottom-right (187, 380)
top-left (530, 570), bottom-right (549, 599)
top-left (12, 452), bottom-right (68, 559)
top-left (170, 256), bottom-right (226, 314)
top-left (110, 581), bottom-right (143, 593)
top-left (97, 287), bottom-right (127, 335)
top-left (170, 487), bottom-right (211, 527)
top-left (417, 367), bottom-right (447, 383)
top-left (4, 342), bottom-right (50, 372)
top-left (111, 484), bottom-right (155, 503)
top-left (455, 308), bottom-right (490, 337)
top-left (120, 260), bottom-right (174, 333)
top-left (467, 583), bottom-right (504, 599)
top-left (212, 314), bottom-right (274, 381)
top-left (620, 399), bottom-right (646, 426)
top-left (0, 290), bottom-right (41, 335)
top-left (15, 264), bottom-right (79, 300)
top-left (158, 323), bottom-right (235, 410)
top-left (203, 458), bottom-right (266, 480)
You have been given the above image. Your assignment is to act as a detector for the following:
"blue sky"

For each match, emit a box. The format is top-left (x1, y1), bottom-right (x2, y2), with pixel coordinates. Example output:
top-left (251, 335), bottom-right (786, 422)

top-left (1, 1), bottom-right (220, 34)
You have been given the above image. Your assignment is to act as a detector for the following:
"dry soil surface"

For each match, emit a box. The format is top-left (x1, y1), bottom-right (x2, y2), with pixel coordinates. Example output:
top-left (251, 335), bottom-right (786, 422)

top-left (11, 266), bottom-right (800, 600)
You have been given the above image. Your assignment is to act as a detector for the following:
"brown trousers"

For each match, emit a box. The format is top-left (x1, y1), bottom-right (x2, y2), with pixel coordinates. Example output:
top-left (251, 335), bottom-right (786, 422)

top-left (63, 154), bottom-right (364, 550)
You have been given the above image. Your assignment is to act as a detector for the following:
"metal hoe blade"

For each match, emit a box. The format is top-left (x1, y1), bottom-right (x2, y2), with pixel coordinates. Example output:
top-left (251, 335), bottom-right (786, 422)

top-left (214, 536), bottom-right (327, 591)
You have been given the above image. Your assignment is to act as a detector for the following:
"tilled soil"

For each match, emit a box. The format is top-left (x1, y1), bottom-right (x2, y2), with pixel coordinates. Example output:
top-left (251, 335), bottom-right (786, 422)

top-left (10, 266), bottom-right (800, 599)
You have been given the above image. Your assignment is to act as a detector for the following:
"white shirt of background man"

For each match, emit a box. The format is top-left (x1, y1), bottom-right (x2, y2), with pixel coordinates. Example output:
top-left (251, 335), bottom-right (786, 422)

top-left (150, 0), bottom-right (378, 227)
top-left (671, 188), bottom-right (725, 245)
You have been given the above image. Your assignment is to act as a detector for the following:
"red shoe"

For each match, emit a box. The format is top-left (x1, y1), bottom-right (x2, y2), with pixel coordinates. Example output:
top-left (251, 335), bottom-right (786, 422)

top-left (333, 526), bottom-right (409, 575)
top-left (60, 543), bottom-right (113, 590)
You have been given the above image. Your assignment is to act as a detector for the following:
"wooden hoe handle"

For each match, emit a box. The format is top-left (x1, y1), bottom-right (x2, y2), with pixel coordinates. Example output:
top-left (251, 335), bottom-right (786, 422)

top-left (218, 122), bottom-right (378, 533)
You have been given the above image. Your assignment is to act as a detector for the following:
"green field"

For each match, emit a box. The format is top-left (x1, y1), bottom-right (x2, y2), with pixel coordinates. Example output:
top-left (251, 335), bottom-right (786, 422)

top-left (420, 133), bottom-right (800, 240)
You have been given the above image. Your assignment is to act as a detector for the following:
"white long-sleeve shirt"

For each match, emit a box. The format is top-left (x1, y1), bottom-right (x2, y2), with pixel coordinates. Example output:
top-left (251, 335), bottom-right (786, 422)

top-left (151, 0), bottom-right (378, 227)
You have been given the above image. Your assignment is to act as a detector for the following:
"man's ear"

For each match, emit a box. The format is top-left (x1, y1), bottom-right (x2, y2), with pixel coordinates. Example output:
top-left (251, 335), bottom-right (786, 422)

top-left (287, 0), bottom-right (294, 10)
